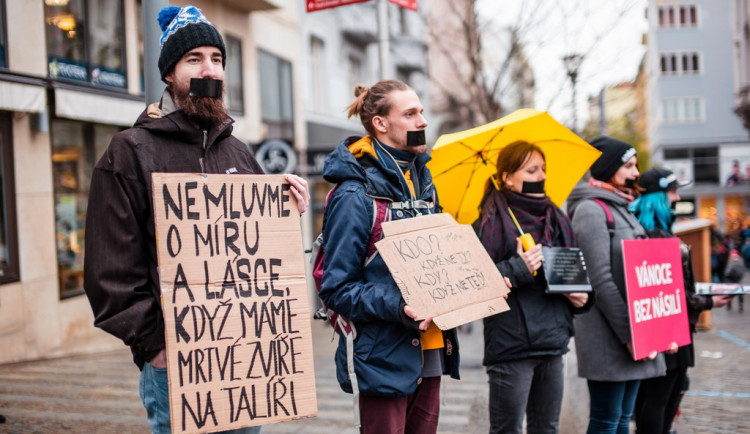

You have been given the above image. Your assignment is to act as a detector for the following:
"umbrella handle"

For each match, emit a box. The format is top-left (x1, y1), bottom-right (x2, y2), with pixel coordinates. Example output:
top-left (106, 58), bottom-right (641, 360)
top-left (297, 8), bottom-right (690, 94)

top-left (520, 233), bottom-right (538, 277)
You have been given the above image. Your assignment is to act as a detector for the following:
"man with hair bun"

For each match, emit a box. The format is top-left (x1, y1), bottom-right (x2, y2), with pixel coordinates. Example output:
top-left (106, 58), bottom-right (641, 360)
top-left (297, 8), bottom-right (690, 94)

top-left (319, 79), bottom-right (460, 433)
top-left (83, 5), bottom-right (308, 433)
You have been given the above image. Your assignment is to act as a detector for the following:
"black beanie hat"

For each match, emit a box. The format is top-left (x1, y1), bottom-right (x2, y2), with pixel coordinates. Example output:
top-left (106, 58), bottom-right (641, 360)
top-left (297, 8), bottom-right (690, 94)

top-left (588, 136), bottom-right (637, 182)
top-left (157, 5), bottom-right (226, 82)
top-left (637, 168), bottom-right (693, 194)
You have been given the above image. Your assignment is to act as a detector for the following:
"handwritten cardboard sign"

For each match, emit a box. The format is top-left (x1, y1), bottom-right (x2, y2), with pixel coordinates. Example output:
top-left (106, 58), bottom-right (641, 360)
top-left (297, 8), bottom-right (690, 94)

top-left (152, 173), bottom-right (316, 433)
top-left (375, 213), bottom-right (510, 330)
top-left (623, 238), bottom-right (691, 360)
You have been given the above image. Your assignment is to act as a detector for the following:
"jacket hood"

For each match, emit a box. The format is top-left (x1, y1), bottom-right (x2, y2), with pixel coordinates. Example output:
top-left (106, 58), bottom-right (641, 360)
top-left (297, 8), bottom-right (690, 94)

top-left (322, 136), bottom-right (434, 200)
top-left (134, 90), bottom-right (234, 150)
top-left (567, 183), bottom-right (630, 217)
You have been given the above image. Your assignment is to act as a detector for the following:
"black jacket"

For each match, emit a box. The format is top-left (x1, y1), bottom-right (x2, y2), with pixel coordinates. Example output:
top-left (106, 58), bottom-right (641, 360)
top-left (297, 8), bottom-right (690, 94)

top-left (83, 92), bottom-right (263, 369)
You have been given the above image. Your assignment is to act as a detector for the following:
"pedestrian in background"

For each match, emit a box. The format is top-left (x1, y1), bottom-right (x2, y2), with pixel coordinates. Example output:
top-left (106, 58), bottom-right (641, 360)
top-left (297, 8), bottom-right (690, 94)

top-left (475, 141), bottom-right (593, 434)
top-left (630, 168), bottom-right (732, 434)
top-left (319, 80), bottom-right (459, 434)
top-left (725, 249), bottom-right (746, 312)
top-left (82, 5), bottom-right (309, 433)
top-left (567, 137), bottom-right (666, 434)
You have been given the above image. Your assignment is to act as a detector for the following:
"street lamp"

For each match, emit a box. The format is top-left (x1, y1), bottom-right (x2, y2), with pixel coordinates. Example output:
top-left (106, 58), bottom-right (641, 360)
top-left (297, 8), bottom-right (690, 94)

top-left (563, 54), bottom-right (584, 134)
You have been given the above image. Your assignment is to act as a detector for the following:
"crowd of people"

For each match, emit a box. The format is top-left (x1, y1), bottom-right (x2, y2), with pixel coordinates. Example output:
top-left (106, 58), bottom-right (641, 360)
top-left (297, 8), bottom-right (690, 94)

top-left (76, 4), bottom-right (746, 434)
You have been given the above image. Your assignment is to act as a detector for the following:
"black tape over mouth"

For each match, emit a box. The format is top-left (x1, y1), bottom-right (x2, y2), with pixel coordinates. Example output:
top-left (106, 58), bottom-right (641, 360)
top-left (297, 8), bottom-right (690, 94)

top-left (521, 180), bottom-right (545, 194)
top-left (406, 130), bottom-right (426, 147)
top-left (189, 78), bottom-right (223, 98)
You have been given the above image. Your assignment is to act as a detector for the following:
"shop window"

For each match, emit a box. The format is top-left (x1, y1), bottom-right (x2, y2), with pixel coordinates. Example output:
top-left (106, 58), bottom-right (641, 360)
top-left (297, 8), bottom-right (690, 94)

top-left (225, 35), bottom-right (244, 114)
top-left (44, 0), bottom-right (126, 89)
top-left (664, 146), bottom-right (718, 184)
top-left (258, 49), bottom-right (294, 142)
top-left (0, 112), bottom-right (19, 283)
top-left (51, 120), bottom-right (117, 297)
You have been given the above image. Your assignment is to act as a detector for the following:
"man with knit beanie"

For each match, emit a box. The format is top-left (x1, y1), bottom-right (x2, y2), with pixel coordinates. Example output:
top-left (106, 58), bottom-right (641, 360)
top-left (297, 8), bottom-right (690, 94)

top-left (83, 5), bottom-right (308, 433)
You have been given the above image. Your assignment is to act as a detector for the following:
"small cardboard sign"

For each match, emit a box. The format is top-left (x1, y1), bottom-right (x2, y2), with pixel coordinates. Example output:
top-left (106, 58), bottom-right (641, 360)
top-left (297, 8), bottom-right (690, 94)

top-left (152, 173), bottom-right (317, 433)
top-left (375, 213), bottom-right (510, 330)
top-left (622, 238), bottom-right (691, 360)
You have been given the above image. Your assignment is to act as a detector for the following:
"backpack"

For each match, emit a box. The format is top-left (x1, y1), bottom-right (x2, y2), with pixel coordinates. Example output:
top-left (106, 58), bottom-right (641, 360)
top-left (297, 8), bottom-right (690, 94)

top-left (309, 184), bottom-right (390, 428)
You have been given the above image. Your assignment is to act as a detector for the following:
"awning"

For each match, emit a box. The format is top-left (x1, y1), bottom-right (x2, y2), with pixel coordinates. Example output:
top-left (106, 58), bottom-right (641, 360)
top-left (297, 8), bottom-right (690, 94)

top-left (54, 88), bottom-right (145, 126)
top-left (0, 80), bottom-right (46, 113)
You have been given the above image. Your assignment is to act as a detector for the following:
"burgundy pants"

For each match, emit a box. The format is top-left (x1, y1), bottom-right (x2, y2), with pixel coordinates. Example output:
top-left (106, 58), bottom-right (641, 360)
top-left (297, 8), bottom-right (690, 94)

top-left (359, 376), bottom-right (441, 434)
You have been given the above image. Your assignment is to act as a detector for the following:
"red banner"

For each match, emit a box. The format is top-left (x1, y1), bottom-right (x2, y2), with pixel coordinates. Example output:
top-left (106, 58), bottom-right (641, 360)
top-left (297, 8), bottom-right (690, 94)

top-left (306, 0), bottom-right (371, 12)
top-left (623, 238), bottom-right (691, 360)
top-left (388, 0), bottom-right (417, 11)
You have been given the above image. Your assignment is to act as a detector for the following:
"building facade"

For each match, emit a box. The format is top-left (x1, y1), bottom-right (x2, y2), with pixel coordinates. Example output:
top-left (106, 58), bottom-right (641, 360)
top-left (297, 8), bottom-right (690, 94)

top-left (0, 0), bottom-right (307, 364)
top-left (647, 0), bottom-right (750, 234)
top-left (300, 1), bottom-right (432, 233)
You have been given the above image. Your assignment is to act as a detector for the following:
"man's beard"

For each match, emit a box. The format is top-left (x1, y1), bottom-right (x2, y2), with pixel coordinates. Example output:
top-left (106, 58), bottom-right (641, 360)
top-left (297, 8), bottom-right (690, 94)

top-left (169, 80), bottom-right (228, 127)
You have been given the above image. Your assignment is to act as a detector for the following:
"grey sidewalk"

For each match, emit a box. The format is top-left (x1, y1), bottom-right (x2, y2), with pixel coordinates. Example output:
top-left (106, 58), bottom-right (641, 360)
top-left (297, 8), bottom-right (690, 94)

top-left (1, 303), bottom-right (749, 433)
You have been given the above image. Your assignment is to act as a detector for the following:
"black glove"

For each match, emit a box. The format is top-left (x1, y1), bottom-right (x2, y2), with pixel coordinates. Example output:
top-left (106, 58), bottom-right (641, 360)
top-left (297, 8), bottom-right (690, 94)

top-left (397, 298), bottom-right (421, 330)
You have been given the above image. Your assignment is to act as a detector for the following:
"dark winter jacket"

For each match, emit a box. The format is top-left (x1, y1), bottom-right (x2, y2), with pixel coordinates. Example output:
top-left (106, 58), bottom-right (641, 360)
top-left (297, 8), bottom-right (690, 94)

top-left (477, 189), bottom-right (593, 365)
top-left (83, 91), bottom-right (263, 369)
top-left (319, 136), bottom-right (460, 397)
top-left (567, 184), bottom-right (666, 381)
top-left (647, 228), bottom-right (712, 369)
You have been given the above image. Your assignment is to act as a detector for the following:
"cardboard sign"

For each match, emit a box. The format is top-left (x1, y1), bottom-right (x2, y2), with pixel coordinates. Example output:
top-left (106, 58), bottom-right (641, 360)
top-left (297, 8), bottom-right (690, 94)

top-left (622, 238), bottom-right (691, 360)
top-left (152, 174), bottom-right (317, 433)
top-left (375, 213), bottom-right (510, 330)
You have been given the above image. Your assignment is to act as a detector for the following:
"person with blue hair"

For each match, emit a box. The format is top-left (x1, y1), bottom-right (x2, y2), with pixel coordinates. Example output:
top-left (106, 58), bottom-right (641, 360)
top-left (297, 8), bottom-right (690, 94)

top-left (631, 168), bottom-right (731, 434)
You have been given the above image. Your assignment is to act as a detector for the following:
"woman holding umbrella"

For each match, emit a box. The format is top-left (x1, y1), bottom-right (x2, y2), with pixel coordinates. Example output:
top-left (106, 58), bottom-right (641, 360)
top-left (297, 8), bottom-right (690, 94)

top-left (631, 168), bottom-right (732, 434)
top-left (567, 136), bottom-right (668, 434)
top-left (476, 140), bottom-right (593, 434)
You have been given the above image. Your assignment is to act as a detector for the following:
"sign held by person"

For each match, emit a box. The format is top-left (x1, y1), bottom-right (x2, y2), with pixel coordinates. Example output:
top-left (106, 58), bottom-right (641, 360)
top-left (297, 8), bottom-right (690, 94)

top-left (376, 213), bottom-right (510, 329)
top-left (152, 173), bottom-right (317, 433)
top-left (623, 238), bottom-right (691, 360)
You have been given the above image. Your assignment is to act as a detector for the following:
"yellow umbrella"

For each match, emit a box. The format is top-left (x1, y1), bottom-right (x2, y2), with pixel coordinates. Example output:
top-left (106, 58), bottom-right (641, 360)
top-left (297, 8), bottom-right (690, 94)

top-left (428, 108), bottom-right (601, 224)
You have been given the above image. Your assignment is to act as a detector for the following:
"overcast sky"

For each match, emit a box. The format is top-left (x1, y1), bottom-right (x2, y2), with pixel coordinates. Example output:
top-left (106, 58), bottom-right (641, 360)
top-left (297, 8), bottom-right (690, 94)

top-left (475, 0), bottom-right (649, 130)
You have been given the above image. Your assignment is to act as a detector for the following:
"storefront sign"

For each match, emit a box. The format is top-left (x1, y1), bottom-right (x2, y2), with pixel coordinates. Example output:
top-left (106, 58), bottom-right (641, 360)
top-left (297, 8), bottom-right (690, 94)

top-left (306, 0), bottom-right (371, 12)
top-left (388, 0), bottom-right (417, 11)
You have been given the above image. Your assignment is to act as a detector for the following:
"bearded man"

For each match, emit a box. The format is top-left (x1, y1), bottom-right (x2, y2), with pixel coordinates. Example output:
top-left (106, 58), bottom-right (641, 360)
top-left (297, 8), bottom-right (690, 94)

top-left (82, 5), bottom-right (308, 433)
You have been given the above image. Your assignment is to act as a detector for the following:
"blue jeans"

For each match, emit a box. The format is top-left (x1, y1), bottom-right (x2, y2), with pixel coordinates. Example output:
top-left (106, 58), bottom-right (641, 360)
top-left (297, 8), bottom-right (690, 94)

top-left (139, 362), bottom-right (262, 434)
top-left (487, 356), bottom-right (564, 434)
top-left (586, 379), bottom-right (641, 434)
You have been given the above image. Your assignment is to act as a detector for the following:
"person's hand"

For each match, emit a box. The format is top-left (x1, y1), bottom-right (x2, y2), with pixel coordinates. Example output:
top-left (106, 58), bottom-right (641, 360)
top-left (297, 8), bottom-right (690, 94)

top-left (516, 239), bottom-right (543, 275)
top-left (404, 305), bottom-right (433, 331)
top-left (666, 341), bottom-right (679, 355)
top-left (626, 341), bottom-right (658, 361)
top-left (502, 276), bottom-right (512, 299)
top-left (564, 292), bottom-right (589, 308)
top-left (150, 348), bottom-right (167, 369)
top-left (284, 174), bottom-right (310, 214)
top-left (712, 294), bottom-right (734, 308)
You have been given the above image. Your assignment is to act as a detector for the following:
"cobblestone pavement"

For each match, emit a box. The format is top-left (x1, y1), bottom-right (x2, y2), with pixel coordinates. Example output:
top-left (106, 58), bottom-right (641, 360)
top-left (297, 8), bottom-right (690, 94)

top-left (1, 301), bottom-right (748, 433)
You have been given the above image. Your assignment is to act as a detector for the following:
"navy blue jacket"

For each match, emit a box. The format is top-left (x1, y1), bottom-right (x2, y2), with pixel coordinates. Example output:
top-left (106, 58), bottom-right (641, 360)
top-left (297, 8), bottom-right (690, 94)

top-left (320, 136), bottom-right (460, 397)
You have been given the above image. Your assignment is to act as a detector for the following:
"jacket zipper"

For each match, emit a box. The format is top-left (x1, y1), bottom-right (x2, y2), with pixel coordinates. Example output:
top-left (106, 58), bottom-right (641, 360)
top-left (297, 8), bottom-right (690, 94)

top-left (200, 130), bottom-right (208, 174)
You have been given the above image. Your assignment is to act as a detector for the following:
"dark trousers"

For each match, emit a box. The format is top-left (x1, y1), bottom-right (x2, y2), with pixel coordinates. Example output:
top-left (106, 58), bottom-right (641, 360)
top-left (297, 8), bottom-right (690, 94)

top-left (586, 379), bottom-right (641, 434)
top-left (635, 367), bottom-right (688, 434)
top-left (487, 355), bottom-right (564, 434)
top-left (359, 376), bottom-right (441, 434)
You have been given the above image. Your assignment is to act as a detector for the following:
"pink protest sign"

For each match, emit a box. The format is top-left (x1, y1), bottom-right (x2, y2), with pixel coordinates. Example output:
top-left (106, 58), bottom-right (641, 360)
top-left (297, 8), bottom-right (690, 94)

top-left (622, 238), bottom-right (691, 360)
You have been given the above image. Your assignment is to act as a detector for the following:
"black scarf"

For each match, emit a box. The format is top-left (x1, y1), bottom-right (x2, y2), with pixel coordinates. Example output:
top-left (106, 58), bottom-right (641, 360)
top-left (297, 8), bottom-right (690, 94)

top-left (478, 189), bottom-right (576, 262)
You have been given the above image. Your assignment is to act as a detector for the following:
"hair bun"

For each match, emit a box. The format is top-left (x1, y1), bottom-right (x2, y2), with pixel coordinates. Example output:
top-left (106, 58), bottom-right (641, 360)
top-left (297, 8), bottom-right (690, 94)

top-left (354, 85), bottom-right (369, 98)
top-left (157, 6), bottom-right (181, 32)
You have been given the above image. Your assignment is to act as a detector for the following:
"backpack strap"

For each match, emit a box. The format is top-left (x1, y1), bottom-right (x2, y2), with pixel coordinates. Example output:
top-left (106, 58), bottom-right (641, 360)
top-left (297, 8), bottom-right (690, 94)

top-left (364, 198), bottom-right (391, 266)
top-left (590, 198), bottom-right (615, 237)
